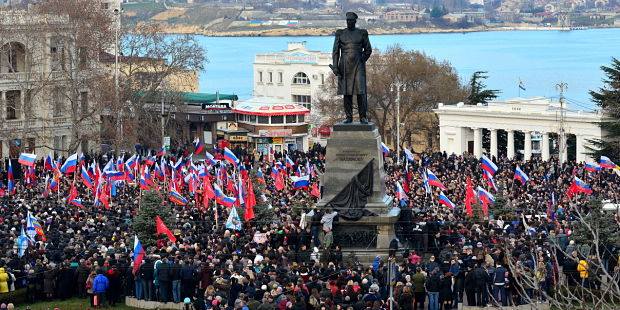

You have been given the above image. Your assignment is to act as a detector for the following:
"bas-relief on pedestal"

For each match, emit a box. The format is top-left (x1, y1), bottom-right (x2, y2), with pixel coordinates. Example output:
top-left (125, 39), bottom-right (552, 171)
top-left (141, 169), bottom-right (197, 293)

top-left (317, 123), bottom-right (396, 250)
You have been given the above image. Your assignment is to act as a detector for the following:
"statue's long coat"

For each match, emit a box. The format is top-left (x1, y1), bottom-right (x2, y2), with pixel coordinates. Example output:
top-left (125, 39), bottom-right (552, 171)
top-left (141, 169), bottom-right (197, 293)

top-left (332, 27), bottom-right (372, 95)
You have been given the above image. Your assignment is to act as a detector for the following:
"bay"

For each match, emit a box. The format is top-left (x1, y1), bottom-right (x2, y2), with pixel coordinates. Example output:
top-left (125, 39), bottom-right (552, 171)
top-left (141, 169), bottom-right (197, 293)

top-left (196, 28), bottom-right (620, 110)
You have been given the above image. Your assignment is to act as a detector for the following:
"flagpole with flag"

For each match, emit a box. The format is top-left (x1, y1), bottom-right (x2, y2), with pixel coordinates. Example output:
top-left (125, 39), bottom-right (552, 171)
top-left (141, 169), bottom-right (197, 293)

top-left (518, 78), bottom-right (526, 97)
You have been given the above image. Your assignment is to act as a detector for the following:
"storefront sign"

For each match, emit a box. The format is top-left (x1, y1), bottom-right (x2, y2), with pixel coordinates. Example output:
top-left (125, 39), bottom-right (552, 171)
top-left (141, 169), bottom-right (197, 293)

top-left (272, 137), bottom-right (284, 144)
top-left (258, 129), bottom-right (292, 137)
top-left (283, 52), bottom-right (317, 64)
top-left (228, 135), bottom-right (247, 142)
top-left (255, 137), bottom-right (271, 144)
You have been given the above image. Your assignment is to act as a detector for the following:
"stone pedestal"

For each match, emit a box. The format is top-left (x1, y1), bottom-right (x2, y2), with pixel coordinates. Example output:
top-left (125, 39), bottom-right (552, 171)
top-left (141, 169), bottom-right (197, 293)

top-left (317, 122), bottom-right (396, 250)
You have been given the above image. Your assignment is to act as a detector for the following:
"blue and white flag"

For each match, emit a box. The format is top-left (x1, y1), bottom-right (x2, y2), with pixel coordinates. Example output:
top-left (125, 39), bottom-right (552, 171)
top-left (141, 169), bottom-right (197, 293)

top-left (225, 207), bottom-right (242, 231)
top-left (16, 226), bottom-right (29, 258)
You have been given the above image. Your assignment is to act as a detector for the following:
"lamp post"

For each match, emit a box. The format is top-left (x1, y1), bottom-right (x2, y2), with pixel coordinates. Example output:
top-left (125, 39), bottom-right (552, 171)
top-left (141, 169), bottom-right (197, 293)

top-left (113, 8), bottom-right (122, 148)
top-left (391, 81), bottom-right (405, 164)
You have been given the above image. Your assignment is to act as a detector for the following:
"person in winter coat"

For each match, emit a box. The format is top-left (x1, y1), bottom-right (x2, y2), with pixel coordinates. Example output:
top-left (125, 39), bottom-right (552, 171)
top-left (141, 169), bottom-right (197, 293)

top-left (425, 269), bottom-right (441, 310)
top-left (439, 272), bottom-right (453, 309)
top-left (577, 258), bottom-right (589, 287)
top-left (86, 271), bottom-right (96, 307)
top-left (92, 270), bottom-right (110, 307)
top-left (0, 267), bottom-right (8, 293)
top-left (411, 267), bottom-right (426, 310)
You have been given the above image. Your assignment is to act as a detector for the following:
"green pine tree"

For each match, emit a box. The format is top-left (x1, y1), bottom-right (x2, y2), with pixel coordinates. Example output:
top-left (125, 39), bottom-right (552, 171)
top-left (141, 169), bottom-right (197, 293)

top-left (572, 198), bottom-right (620, 247)
top-left (133, 190), bottom-right (173, 247)
top-left (467, 71), bottom-right (501, 105)
top-left (588, 58), bottom-right (620, 161)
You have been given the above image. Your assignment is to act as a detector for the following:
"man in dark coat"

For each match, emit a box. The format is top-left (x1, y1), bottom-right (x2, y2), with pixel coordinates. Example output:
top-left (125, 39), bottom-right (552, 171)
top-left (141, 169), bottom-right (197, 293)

top-left (331, 11), bottom-right (372, 124)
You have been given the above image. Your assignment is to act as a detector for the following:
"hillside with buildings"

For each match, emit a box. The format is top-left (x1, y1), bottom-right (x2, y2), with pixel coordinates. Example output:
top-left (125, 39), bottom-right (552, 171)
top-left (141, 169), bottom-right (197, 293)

top-left (115, 0), bottom-right (620, 36)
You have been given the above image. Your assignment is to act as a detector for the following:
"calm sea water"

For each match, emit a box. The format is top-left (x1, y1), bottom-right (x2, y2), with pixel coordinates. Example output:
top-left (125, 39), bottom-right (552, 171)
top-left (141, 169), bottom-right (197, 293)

top-left (196, 28), bottom-right (620, 110)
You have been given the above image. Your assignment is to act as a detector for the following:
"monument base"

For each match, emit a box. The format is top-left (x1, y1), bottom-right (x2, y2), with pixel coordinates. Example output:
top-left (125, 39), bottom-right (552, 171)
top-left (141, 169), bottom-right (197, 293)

top-left (317, 122), bottom-right (397, 250)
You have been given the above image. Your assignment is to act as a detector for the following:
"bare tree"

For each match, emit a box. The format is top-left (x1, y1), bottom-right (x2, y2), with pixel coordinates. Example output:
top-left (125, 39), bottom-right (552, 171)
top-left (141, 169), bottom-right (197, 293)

top-left (105, 23), bottom-right (208, 151)
top-left (505, 198), bottom-right (620, 309)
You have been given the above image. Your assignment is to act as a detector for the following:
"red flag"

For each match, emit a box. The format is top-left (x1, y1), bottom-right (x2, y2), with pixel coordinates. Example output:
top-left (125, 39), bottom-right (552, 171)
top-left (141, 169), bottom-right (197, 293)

top-left (67, 185), bottom-right (78, 203)
top-left (275, 172), bottom-right (285, 191)
top-left (155, 216), bottom-right (177, 243)
top-left (244, 179), bottom-right (256, 221)
top-left (464, 177), bottom-right (475, 217)
top-left (99, 184), bottom-right (110, 209)
top-left (311, 182), bottom-right (321, 198)
top-left (402, 180), bottom-right (410, 194)
top-left (204, 178), bottom-right (216, 199)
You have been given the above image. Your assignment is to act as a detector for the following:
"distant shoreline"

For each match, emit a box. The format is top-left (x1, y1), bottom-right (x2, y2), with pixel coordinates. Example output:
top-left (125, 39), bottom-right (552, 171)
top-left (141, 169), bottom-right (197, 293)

top-left (157, 24), bottom-right (618, 37)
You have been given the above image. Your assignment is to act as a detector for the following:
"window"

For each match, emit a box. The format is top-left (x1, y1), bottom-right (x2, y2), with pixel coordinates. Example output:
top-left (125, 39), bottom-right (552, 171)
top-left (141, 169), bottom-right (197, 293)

top-left (80, 91), bottom-right (89, 116)
top-left (271, 115), bottom-right (284, 124)
top-left (53, 87), bottom-right (64, 117)
top-left (81, 140), bottom-right (89, 153)
top-left (50, 37), bottom-right (65, 71)
top-left (292, 94), bottom-right (311, 110)
top-left (258, 71), bottom-right (263, 83)
top-left (101, 2), bottom-right (109, 9)
top-left (249, 115), bottom-right (256, 123)
top-left (278, 72), bottom-right (283, 84)
top-left (298, 115), bottom-right (305, 122)
top-left (27, 138), bottom-right (35, 153)
top-left (258, 116), bottom-right (269, 124)
top-left (286, 115), bottom-right (297, 123)
top-left (268, 72), bottom-right (273, 83)
top-left (292, 72), bottom-right (310, 85)
top-left (78, 47), bottom-right (88, 70)
top-left (6, 90), bottom-right (20, 120)
top-left (53, 136), bottom-right (62, 153)
top-left (321, 73), bottom-right (325, 84)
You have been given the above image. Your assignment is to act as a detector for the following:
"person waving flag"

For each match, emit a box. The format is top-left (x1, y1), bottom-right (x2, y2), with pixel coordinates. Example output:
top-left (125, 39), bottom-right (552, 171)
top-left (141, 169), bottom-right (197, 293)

top-left (438, 192), bottom-right (455, 209)
top-left (514, 165), bottom-right (529, 185)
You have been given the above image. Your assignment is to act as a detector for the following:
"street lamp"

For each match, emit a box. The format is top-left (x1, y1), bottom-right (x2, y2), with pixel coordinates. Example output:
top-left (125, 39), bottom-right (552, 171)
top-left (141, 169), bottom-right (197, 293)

top-left (391, 81), bottom-right (405, 164)
top-left (113, 8), bottom-right (122, 149)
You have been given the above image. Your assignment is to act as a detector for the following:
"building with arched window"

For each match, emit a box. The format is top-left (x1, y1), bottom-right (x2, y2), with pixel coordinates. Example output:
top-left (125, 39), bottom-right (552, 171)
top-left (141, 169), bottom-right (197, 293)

top-left (253, 42), bottom-right (332, 111)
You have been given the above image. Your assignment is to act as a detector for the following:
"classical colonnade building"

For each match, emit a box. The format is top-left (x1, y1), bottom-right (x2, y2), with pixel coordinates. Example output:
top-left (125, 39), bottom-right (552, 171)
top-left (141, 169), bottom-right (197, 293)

top-left (435, 97), bottom-right (603, 162)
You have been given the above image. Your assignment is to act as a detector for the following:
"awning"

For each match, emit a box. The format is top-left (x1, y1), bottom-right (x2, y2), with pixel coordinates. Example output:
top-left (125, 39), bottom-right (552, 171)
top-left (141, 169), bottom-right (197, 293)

top-left (134, 91), bottom-right (238, 105)
top-left (233, 96), bottom-right (309, 116)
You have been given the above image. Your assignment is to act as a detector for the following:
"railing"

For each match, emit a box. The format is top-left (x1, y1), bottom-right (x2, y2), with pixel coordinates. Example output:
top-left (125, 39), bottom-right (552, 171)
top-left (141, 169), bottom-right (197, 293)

top-left (0, 70), bottom-right (67, 82)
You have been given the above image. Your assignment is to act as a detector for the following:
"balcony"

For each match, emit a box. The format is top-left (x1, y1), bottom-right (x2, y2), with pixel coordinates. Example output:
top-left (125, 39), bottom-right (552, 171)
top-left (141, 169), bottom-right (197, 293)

top-left (0, 71), bottom-right (66, 84)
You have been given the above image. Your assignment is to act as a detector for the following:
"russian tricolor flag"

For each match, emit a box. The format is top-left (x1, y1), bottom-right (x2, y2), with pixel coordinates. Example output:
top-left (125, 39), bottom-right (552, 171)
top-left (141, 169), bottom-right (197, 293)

top-left (169, 189), bottom-right (188, 206)
top-left (18, 153), bottom-right (37, 167)
top-left (7, 160), bottom-right (15, 195)
top-left (205, 151), bottom-right (216, 165)
top-left (213, 183), bottom-right (236, 207)
top-left (125, 154), bottom-right (138, 170)
top-left (133, 235), bottom-right (146, 273)
top-left (81, 166), bottom-right (94, 189)
top-left (514, 165), bottom-right (529, 185)
top-left (395, 181), bottom-right (408, 206)
top-left (573, 176), bottom-right (593, 194)
top-left (585, 162), bottom-right (601, 172)
top-left (404, 149), bottom-right (414, 162)
top-left (291, 175), bottom-right (310, 190)
top-left (193, 138), bottom-right (205, 155)
top-left (60, 153), bottom-right (78, 174)
top-left (482, 170), bottom-right (497, 192)
top-left (480, 155), bottom-right (498, 176)
top-left (44, 153), bottom-right (54, 171)
top-left (69, 198), bottom-right (84, 208)
top-left (285, 155), bottom-right (294, 168)
top-left (477, 186), bottom-right (495, 204)
top-left (223, 147), bottom-right (239, 167)
top-left (438, 192), bottom-right (455, 209)
top-left (600, 156), bottom-right (617, 169)
top-left (381, 142), bottom-right (390, 156)
top-left (426, 169), bottom-right (446, 190)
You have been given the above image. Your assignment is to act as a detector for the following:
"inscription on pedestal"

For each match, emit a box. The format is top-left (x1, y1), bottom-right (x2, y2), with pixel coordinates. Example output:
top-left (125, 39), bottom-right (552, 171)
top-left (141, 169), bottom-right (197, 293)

top-left (335, 149), bottom-right (365, 162)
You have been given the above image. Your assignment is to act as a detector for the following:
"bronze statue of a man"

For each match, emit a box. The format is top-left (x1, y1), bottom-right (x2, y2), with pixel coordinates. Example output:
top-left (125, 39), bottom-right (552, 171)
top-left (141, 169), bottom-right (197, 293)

top-left (331, 12), bottom-right (372, 124)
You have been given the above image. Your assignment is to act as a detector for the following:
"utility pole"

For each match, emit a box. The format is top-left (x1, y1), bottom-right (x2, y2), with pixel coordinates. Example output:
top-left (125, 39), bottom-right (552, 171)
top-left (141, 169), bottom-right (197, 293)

top-left (556, 82), bottom-right (568, 163)
top-left (114, 8), bottom-right (122, 149)
top-left (392, 82), bottom-right (404, 165)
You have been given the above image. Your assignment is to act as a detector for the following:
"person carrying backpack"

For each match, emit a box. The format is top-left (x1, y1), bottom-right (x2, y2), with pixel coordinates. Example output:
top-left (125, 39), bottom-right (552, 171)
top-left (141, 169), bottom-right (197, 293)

top-left (92, 270), bottom-right (109, 307)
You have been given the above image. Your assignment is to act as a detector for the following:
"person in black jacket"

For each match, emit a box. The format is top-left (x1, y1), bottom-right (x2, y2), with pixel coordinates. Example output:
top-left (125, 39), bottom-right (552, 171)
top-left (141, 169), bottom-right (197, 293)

top-left (171, 258), bottom-right (182, 303)
top-left (464, 266), bottom-right (476, 306)
top-left (310, 209), bottom-right (323, 248)
top-left (180, 260), bottom-right (196, 300)
top-left (472, 264), bottom-right (489, 307)
top-left (158, 257), bottom-right (171, 303)
top-left (425, 269), bottom-right (441, 310)
top-left (140, 258), bottom-right (154, 301)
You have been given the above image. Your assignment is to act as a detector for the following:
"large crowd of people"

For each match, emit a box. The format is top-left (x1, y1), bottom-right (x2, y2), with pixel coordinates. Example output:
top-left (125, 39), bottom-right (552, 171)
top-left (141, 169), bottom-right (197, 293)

top-left (0, 143), bottom-right (619, 309)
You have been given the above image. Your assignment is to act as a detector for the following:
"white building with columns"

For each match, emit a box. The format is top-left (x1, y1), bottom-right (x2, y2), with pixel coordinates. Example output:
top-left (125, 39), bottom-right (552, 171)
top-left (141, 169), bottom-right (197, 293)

top-left (435, 97), bottom-right (604, 162)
